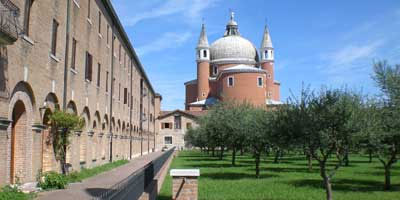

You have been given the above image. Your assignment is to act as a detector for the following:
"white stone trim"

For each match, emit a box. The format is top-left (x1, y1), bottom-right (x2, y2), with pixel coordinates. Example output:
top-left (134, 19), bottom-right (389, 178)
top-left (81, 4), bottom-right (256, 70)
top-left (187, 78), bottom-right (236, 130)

top-left (22, 35), bottom-right (34, 45)
top-left (170, 169), bottom-right (200, 177)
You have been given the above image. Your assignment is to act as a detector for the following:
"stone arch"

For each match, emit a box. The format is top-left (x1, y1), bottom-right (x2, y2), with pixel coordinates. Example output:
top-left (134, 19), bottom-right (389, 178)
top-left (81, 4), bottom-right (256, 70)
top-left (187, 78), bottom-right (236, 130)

top-left (117, 120), bottom-right (121, 134)
top-left (102, 114), bottom-right (109, 131)
top-left (79, 107), bottom-right (90, 164)
top-left (43, 93), bottom-right (59, 112)
top-left (11, 81), bottom-right (36, 111)
top-left (122, 122), bottom-right (126, 135)
top-left (66, 101), bottom-right (77, 115)
top-left (8, 82), bottom-right (35, 183)
top-left (111, 117), bottom-right (115, 133)
top-left (81, 107), bottom-right (90, 131)
top-left (93, 111), bottom-right (100, 131)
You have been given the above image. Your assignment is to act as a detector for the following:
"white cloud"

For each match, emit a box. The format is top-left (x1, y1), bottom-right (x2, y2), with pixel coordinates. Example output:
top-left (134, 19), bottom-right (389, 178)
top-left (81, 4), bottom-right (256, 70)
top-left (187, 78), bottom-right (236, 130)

top-left (325, 40), bottom-right (384, 67)
top-left (117, 0), bottom-right (220, 26)
top-left (136, 32), bottom-right (192, 56)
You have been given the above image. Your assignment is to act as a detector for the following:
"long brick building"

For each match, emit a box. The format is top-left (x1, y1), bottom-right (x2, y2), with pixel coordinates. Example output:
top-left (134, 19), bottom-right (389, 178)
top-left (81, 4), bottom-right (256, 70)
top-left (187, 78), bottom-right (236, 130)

top-left (0, 0), bottom-right (161, 185)
top-left (185, 12), bottom-right (282, 111)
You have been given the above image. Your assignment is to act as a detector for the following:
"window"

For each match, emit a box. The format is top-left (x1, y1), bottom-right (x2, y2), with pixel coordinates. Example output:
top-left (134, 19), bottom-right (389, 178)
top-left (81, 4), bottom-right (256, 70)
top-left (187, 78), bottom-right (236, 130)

top-left (124, 88), bottom-right (127, 104)
top-left (268, 91), bottom-right (272, 97)
top-left (106, 71), bottom-right (109, 92)
top-left (85, 52), bottom-right (93, 81)
top-left (131, 95), bottom-right (133, 107)
top-left (24, 0), bottom-right (33, 36)
top-left (227, 76), bottom-right (234, 87)
top-left (213, 66), bottom-right (218, 75)
top-left (187, 123), bottom-right (192, 129)
top-left (98, 11), bottom-right (102, 34)
top-left (51, 19), bottom-right (59, 56)
top-left (106, 25), bottom-right (110, 44)
top-left (174, 115), bottom-right (181, 129)
top-left (124, 53), bottom-right (126, 68)
top-left (257, 77), bottom-right (263, 87)
top-left (164, 136), bottom-right (172, 145)
top-left (87, 0), bottom-right (91, 19)
top-left (203, 50), bottom-right (207, 58)
top-left (97, 63), bottom-right (101, 87)
top-left (162, 123), bottom-right (172, 129)
top-left (265, 50), bottom-right (268, 59)
top-left (268, 74), bottom-right (272, 79)
top-left (71, 38), bottom-right (77, 69)
top-left (118, 83), bottom-right (121, 100)
top-left (119, 45), bottom-right (121, 62)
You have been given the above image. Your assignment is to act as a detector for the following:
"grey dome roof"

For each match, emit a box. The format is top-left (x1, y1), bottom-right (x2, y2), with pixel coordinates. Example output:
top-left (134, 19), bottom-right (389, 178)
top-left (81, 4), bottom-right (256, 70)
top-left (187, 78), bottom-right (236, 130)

top-left (210, 35), bottom-right (257, 64)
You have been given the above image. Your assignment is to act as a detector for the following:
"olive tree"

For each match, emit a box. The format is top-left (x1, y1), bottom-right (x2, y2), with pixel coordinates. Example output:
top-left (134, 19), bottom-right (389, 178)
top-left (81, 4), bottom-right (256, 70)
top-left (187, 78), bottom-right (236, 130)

top-left (49, 110), bottom-right (84, 174)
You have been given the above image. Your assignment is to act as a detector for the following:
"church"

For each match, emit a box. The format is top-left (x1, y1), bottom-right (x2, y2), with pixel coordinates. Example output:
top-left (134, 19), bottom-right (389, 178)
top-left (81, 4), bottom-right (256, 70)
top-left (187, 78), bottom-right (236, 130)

top-left (185, 13), bottom-right (282, 111)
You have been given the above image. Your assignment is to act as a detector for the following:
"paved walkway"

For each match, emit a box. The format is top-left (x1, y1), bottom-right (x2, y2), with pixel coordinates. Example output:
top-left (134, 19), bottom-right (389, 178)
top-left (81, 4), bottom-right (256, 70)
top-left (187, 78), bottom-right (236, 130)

top-left (38, 151), bottom-right (164, 200)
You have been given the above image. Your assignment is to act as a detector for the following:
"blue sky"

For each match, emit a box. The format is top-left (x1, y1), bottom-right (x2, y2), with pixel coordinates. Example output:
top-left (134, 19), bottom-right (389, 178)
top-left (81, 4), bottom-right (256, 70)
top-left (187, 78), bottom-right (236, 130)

top-left (112, 0), bottom-right (400, 110)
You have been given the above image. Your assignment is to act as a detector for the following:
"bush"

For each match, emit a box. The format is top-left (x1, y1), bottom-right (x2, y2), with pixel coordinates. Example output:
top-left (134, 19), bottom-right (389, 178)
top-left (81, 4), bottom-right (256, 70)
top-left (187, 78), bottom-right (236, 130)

top-left (38, 171), bottom-right (67, 190)
top-left (0, 185), bottom-right (34, 200)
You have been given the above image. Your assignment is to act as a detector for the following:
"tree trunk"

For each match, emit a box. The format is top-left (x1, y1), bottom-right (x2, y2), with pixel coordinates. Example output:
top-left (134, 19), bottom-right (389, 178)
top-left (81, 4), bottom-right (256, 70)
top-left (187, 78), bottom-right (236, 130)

top-left (368, 150), bottom-right (372, 163)
top-left (320, 163), bottom-right (333, 200)
top-left (255, 152), bottom-right (260, 178)
top-left (219, 146), bottom-right (224, 160)
top-left (384, 165), bottom-right (391, 190)
top-left (344, 151), bottom-right (349, 166)
top-left (274, 149), bottom-right (280, 163)
top-left (61, 144), bottom-right (68, 175)
top-left (232, 148), bottom-right (236, 166)
top-left (307, 153), bottom-right (313, 172)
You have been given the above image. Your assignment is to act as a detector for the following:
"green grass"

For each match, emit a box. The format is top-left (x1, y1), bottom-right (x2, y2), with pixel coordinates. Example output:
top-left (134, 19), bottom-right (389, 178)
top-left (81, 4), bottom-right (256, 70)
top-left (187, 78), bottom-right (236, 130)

top-left (0, 186), bottom-right (36, 200)
top-left (66, 159), bottom-right (129, 183)
top-left (157, 150), bottom-right (400, 200)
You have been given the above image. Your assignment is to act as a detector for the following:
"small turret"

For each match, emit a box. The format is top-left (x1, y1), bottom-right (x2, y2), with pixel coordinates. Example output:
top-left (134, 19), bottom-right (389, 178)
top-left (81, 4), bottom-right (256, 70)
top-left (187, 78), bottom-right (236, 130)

top-left (260, 25), bottom-right (274, 62)
top-left (224, 11), bottom-right (240, 36)
top-left (196, 23), bottom-right (210, 62)
top-left (196, 23), bottom-right (210, 101)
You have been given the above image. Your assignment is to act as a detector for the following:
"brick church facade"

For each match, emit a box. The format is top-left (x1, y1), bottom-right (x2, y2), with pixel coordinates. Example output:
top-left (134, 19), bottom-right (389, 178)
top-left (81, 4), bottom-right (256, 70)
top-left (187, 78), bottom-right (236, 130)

top-left (185, 13), bottom-right (282, 111)
top-left (0, 0), bottom-right (161, 185)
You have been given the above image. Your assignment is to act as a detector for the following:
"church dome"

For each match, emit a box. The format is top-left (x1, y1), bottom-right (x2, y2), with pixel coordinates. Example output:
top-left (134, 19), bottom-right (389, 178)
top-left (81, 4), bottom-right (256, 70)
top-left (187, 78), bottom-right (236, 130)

top-left (210, 35), bottom-right (258, 64)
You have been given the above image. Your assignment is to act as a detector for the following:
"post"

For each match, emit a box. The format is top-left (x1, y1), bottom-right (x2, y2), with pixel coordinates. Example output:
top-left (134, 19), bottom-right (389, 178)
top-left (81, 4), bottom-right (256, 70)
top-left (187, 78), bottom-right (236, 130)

top-left (170, 169), bottom-right (200, 200)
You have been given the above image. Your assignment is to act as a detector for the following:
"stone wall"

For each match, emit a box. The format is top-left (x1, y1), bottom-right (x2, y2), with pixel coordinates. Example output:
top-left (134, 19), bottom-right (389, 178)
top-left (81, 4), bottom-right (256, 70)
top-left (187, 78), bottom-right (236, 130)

top-left (0, 0), bottom-right (159, 185)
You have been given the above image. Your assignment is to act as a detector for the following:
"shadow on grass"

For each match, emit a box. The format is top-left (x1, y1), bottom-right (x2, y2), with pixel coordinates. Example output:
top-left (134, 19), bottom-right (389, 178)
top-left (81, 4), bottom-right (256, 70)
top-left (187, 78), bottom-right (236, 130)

top-left (247, 166), bottom-right (319, 173)
top-left (182, 163), bottom-right (250, 168)
top-left (289, 179), bottom-right (400, 192)
top-left (202, 172), bottom-right (279, 180)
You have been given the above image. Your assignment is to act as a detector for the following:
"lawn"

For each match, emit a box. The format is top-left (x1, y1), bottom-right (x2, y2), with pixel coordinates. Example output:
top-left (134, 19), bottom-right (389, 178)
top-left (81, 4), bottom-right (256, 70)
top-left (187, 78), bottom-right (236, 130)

top-left (157, 150), bottom-right (400, 200)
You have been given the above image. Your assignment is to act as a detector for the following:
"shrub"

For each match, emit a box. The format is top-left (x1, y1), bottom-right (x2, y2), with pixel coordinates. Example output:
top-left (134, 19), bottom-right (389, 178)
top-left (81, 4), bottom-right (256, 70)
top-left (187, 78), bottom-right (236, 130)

top-left (0, 185), bottom-right (34, 200)
top-left (38, 171), bottom-right (67, 190)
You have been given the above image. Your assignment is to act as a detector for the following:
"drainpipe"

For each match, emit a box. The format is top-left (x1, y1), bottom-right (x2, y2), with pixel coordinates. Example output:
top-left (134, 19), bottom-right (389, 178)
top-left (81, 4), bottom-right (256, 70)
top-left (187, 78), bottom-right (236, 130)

top-left (109, 26), bottom-right (115, 162)
top-left (129, 60), bottom-right (133, 159)
top-left (62, 0), bottom-right (71, 110)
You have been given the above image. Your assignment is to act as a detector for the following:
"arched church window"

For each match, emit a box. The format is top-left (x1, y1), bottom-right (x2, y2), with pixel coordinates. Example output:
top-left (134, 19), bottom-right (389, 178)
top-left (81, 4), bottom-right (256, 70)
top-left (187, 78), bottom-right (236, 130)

top-left (203, 50), bottom-right (207, 58)
top-left (213, 66), bottom-right (218, 75)
top-left (265, 50), bottom-right (268, 59)
top-left (228, 76), bottom-right (234, 87)
top-left (257, 77), bottom-right (263, 87)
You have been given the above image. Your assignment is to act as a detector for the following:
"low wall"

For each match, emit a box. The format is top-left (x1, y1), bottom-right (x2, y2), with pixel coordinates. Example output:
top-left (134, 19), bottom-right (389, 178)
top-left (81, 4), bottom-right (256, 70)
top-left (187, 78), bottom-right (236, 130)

top-left (94, 147), bottom-right (176, 200)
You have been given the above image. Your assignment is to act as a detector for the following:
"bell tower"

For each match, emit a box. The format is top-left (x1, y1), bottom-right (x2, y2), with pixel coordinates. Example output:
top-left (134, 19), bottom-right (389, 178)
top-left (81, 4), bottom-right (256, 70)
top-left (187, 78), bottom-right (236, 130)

top-left (260, 24), bottom-right (274, 100)
top-left (196, 23), bottom-right (210, 101)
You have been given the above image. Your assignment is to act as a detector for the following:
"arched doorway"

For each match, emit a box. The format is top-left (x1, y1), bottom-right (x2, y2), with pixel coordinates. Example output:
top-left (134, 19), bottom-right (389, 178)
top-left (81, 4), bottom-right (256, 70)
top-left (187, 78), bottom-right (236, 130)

top-left (11, 101), bottom-right (27, 184)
